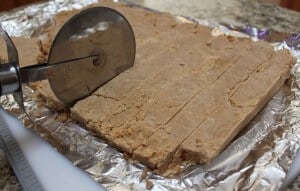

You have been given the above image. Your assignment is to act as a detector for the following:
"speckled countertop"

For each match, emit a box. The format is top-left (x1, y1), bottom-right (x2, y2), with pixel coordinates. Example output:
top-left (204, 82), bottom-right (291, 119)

top-left (129, 0), bottom-right (300, 33)
top-left (0, 149), bottom-right (21, 191)
top-left (0, 0), bottom-right (299, 190)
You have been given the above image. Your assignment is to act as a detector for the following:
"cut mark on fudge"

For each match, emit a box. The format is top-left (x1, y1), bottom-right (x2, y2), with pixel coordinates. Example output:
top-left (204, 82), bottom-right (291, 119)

top-left (94, 93), bottom-right (120, 102)
top-left (216, 56), bottom-right (240, 81)
top-left (164, 56), bottom-right (241, 126)
top-left (174, 55), bottom-right (275, 153)
top-left (227, 52), bottom-right (276, 108)
top-left (163, 105), bottom-right (224, 170)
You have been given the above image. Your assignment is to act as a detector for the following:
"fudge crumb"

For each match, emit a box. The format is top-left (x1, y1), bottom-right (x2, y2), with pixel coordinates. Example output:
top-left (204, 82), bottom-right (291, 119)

top-left (139, 167), bottom-right (148, 181)
top-left (206, 42), bottom-right (212, 46)
top-left (146, 179), bottom-right (154, 190)
top-left (56, 112), bottom-right (70, 123)
top-left (227, 36), bottom-right (235, 42)
top-left (123, 152), bottom-right (131, 160)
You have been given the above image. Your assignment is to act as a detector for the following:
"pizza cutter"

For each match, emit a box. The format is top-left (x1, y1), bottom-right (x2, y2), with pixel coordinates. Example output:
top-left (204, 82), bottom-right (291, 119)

top-left (0, 7), bottom-right (135, 191)
top-left (0, 6), bottom-right (136, 110)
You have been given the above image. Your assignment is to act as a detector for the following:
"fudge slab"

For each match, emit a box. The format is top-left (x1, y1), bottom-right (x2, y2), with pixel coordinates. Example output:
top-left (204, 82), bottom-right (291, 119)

top-left (68, 1), bottom-right (295, 174)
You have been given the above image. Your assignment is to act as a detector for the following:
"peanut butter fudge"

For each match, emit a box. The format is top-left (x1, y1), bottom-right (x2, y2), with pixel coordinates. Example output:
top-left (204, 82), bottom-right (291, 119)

top-left (32, 0), bottom-right (295, 174)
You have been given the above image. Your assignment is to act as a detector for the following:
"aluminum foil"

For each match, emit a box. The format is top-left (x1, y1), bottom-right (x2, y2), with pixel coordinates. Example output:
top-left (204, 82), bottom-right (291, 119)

top-left (1, 0), bottom-right (300, 190)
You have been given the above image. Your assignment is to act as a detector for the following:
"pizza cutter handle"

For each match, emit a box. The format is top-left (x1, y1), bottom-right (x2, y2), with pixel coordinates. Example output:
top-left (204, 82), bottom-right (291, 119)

top-left (0, 63), bottom-right (19, 95)
top-left (0, 62), bottom-right (55, 96)
top-left (19, 54), bottom-right (101, 84)
top-left (19, 63), bottom-right (56, 83)
top-left (0, 26), bottom-right (26, 111)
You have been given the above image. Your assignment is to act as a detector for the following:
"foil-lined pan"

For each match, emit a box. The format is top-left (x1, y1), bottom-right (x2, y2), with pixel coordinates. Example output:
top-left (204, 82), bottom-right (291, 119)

top-left (1, 0), bottom-right (300, 190)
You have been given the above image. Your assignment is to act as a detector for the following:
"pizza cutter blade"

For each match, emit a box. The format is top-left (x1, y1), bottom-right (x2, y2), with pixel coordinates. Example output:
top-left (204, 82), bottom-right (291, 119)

top-left (0, 7), bottom-right (136, 108)
top-left (47, 7), bottom-right (136, 106)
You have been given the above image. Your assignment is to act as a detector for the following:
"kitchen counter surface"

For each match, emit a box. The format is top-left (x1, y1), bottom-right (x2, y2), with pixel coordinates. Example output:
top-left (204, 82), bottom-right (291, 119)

top-left (129, 0), bottom-right (300, 33)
